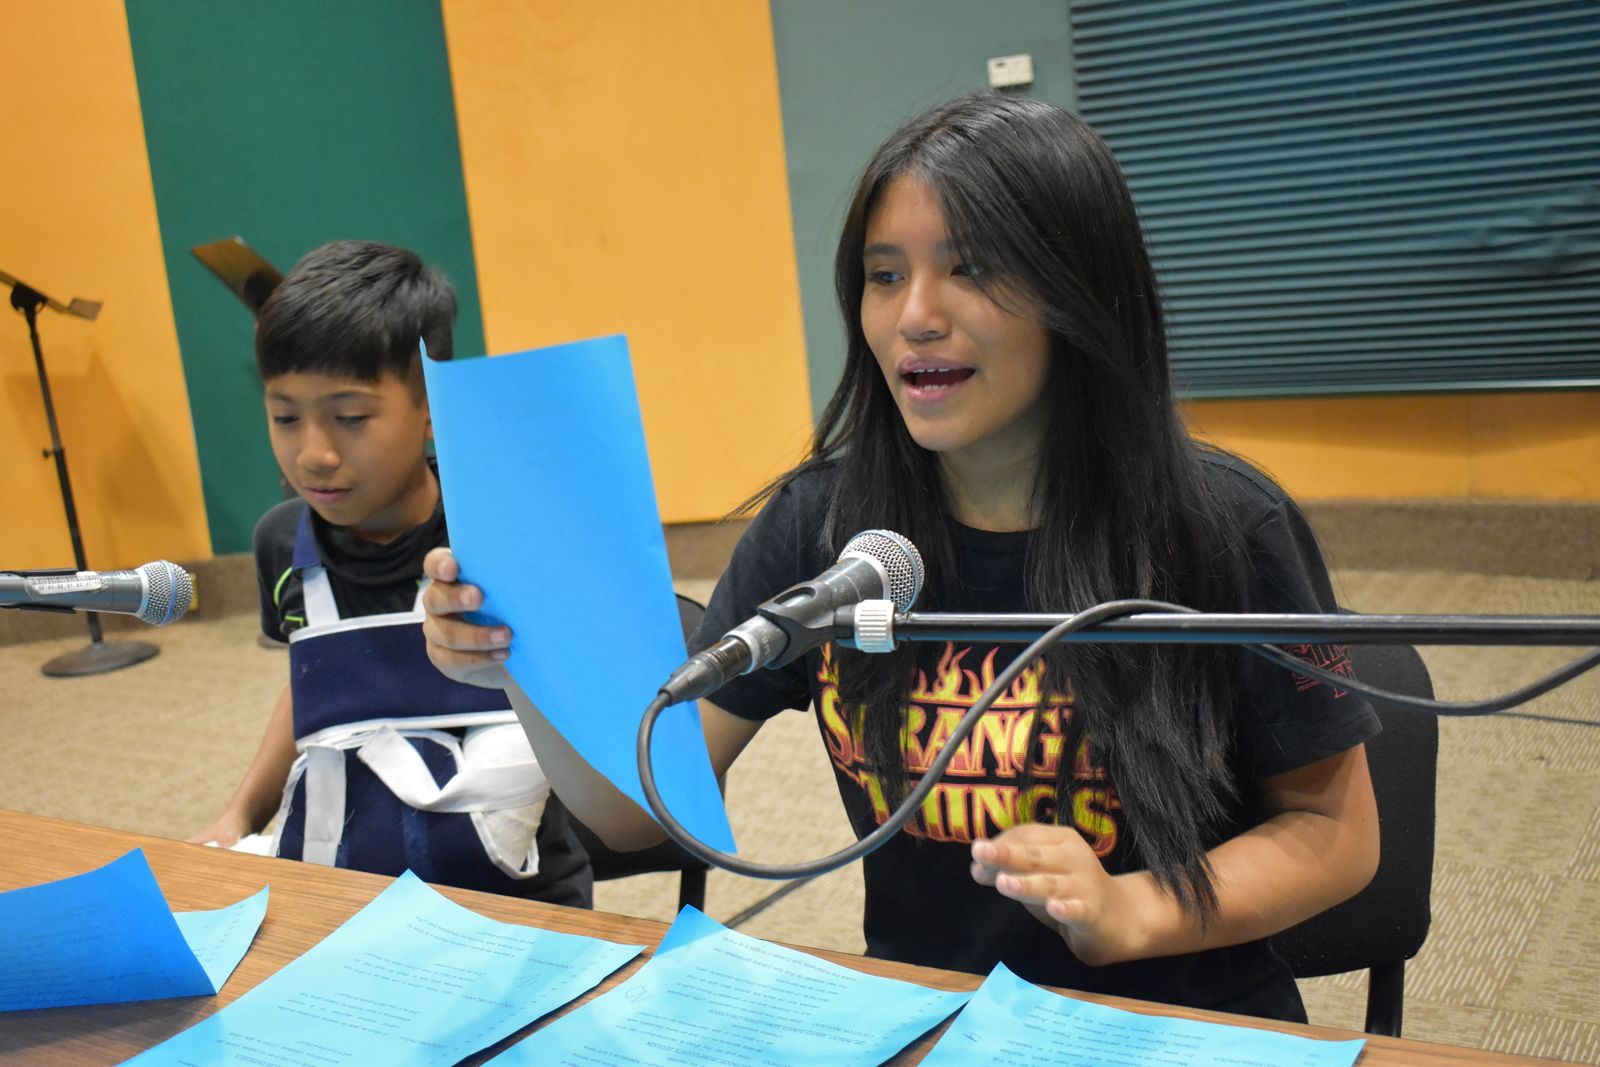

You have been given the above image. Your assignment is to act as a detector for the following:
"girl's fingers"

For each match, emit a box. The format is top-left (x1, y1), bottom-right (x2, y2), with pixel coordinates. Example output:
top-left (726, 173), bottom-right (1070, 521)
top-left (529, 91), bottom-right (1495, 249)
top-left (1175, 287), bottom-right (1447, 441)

top-left (421, 577), bottom-right (484, 616)
top-left (416, 553), bottom-right (510, 692)
top-left (422, 546), bottom-right (457, 581)
top-left (421, 581), bottom-right (451, 615)
top-left (1046, 898), bottom-right (1087, 926)
top-left (993, 872), bottom-right (1073, 903)
top-left (422, 613), bottom-right (510, 653)
top-left (424, 640), bottom-right (510, 687)
top-left (971, 825), bottom-right (1073, 873)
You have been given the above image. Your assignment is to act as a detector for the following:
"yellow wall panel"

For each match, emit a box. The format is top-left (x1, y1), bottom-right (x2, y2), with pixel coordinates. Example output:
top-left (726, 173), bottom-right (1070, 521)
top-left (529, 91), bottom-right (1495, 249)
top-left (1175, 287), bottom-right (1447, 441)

top-left (441, 0), bottom-right (813, 523)
top-left (1186, 392), bottom-right (1600, 501)
top-left (1463, 392), bottom-right (1600, 499)
top-left (0, 3), bottom-right (208, 570)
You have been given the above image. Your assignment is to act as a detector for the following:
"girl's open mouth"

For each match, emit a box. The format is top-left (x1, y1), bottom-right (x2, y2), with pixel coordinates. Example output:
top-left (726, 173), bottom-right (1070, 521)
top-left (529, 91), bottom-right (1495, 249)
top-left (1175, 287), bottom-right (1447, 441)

top-left (901, 366), bottom-right (976, 396)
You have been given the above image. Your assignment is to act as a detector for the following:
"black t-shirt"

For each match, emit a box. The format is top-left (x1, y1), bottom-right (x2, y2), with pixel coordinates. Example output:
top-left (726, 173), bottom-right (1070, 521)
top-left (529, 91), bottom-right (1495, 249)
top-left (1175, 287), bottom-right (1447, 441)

top-left (254, 496), bottom-right (446, 643)
top-left (251, 491), bottom-right (593, 908)
top-left (692, 451), bottom-right (1379, 1020)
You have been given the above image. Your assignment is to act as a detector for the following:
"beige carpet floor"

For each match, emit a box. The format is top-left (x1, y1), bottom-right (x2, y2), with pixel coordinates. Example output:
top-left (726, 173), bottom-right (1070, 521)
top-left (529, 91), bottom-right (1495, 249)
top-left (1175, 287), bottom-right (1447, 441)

top-left (2, 567), bottom-right (1597, 1062)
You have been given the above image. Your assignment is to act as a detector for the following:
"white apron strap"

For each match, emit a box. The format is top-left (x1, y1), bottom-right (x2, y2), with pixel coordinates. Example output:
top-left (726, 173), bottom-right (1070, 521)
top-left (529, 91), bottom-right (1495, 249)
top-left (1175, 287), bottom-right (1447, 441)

top-left (300, 565), bottom-right (340, 629)
top-left (355, 726), bottom-right (546, 812)
top-left (299, 744), bottom-right (348, 866)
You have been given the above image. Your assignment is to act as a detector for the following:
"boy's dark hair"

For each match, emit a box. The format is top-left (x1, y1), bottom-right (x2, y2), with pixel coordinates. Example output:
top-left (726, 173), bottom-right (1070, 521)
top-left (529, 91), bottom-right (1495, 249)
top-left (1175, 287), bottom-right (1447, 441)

top-left (255, 240), bottom-right (456, 393)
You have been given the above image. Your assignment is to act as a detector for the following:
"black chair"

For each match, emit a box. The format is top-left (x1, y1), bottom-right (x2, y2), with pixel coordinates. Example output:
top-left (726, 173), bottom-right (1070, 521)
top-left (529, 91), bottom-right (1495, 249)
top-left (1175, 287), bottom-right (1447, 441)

top-left (568, 593), bottom-right (712, 913)
top-left (1270, 638), bottom-right (1438, 1037)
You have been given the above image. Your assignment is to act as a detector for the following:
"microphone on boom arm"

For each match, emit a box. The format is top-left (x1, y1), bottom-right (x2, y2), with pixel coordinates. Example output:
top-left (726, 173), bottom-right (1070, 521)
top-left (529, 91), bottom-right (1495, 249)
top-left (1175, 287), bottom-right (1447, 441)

top-left (658, 530), bottom-right (925, 705)
top-left (639, 528), bottom-right (1600, 881)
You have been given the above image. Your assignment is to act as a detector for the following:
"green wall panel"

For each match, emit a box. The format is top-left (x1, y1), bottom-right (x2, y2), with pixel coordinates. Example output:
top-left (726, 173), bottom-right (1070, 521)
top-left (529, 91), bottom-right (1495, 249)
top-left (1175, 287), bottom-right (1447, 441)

top-left (768, 0), bottom-right (1076, 419)
top-left (127, 0), bottom-right (484, 554)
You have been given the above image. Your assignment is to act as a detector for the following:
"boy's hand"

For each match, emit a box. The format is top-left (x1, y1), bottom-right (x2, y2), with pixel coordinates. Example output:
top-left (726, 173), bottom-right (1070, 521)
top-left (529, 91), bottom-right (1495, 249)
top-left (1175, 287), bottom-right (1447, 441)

top-left (187, 809), bottom-right (251, 847)
top-left (421, 547), bottom-right (515, 690)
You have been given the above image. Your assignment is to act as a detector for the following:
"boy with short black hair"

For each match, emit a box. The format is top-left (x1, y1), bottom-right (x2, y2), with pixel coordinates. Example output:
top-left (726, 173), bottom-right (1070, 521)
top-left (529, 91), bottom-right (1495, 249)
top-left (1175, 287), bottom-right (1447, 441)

top-left (190, 239), bottom-right (592, 906)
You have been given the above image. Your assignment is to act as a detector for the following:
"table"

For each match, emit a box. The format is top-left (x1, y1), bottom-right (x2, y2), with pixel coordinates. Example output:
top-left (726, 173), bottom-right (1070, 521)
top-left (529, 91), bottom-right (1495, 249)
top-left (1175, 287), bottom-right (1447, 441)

top-left (0, 810), bottom-right (1563, 1065)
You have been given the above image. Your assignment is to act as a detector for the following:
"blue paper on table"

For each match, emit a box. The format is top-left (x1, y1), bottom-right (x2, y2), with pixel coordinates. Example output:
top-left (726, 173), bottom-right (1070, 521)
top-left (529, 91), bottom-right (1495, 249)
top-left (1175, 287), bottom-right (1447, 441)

top-left (126, 870), bottom-right (642, 1066)
top-left (0, 849), bottom-right (266, 1011)
top-left (172, 888), bottom-right (272, 994)
top-left (492, 906), bottom-right (969, 1065)
top-left (921, 962), bottom-right (1365, 1067)
top-left (422, 335), bottom-right (734, 852)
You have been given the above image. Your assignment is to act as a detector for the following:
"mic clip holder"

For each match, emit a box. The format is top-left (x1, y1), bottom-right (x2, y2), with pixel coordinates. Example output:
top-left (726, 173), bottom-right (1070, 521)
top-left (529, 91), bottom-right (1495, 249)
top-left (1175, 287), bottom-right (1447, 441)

top-left (0, 567), bottom-right (80, 615)
top-left (754, 579), bottom-right (840, 669)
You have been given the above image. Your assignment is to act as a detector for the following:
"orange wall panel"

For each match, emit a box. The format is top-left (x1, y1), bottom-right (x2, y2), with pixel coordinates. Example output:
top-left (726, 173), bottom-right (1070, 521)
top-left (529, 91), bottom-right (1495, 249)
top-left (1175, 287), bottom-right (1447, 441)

top-left (441, 0), bottom-right (813, 523)
top-left (0, 3), bottom-right (208, 570)
top-left (1186, 392), bottom-right (1600, 501)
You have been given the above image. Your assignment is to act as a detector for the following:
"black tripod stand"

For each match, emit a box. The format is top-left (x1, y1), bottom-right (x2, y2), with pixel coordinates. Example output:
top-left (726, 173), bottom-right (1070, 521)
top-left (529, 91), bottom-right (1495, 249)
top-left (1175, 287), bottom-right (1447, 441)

top-left (2, 268), bottom-right (159, 676)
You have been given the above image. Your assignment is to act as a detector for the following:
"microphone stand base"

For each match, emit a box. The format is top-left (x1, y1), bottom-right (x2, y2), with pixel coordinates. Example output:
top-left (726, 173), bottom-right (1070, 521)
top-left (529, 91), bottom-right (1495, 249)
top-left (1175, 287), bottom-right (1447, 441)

top-left (42, 639), bottom-right (159, 677)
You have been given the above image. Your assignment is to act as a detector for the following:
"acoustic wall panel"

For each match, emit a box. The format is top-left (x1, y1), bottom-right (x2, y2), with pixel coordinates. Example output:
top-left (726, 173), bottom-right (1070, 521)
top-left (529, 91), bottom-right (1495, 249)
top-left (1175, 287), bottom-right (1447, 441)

top-left (441, 0), bottom-right (813, 522)
top-left (127, 0), bottom-right (485, 553)
top-left (0, 3), bottom-right (210, 570)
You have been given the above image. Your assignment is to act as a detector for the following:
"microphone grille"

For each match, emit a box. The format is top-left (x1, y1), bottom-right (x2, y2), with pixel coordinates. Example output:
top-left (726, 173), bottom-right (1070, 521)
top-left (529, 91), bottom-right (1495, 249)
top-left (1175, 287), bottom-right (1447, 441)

top-left (137, 561), bottom-right (193, 626)
top-left (842, 530), bottom-right (924, 611)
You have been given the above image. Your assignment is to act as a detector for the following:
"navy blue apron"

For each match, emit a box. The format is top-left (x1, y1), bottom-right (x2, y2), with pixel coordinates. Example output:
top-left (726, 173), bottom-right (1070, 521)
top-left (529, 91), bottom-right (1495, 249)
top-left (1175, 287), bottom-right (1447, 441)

top-left (272, 508), bottom-right (550, 893)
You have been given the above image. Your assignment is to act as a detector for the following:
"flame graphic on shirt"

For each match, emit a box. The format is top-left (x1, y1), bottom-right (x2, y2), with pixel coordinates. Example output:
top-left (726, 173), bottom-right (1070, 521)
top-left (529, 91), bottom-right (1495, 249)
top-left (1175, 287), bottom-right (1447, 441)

top-left (908, 642), bottom-right (1053, 710)
top-left (815, 643), bottom-right (1120, 851)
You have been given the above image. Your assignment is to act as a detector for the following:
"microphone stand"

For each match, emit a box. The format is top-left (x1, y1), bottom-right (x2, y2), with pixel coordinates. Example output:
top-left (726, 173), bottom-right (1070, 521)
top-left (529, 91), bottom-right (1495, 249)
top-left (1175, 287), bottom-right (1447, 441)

top-left (2, 269), bottom-right (158, 676)
top-left (639, 601), bottom-right (1600, 882)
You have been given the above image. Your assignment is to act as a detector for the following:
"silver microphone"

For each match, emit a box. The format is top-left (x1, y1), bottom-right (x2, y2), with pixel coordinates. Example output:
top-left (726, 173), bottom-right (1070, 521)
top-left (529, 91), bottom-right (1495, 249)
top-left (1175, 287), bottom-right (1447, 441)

top-left (0, 561), bottom-right (193, 626)
top-left (659, 530), bottom-right (924, 704)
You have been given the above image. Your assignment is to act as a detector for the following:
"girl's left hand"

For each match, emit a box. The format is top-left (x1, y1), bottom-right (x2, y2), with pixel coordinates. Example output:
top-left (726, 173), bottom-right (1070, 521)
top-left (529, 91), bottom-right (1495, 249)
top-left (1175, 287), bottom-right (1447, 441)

top-left (970, 823), bottom-right (1142, 967)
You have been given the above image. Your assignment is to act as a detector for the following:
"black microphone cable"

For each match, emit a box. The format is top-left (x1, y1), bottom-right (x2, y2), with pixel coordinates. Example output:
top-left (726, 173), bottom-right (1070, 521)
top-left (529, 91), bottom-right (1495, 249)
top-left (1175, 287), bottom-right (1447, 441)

top-left (1246, 638), bottom-right (1600, 718)
top-left (637, 598), bottom-right (1600, 882)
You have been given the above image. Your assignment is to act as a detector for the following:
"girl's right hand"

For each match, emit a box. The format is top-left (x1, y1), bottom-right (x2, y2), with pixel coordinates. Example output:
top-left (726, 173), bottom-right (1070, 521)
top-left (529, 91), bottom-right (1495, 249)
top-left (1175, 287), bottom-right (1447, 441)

top-left (421, 547), bottom-right (515, 690)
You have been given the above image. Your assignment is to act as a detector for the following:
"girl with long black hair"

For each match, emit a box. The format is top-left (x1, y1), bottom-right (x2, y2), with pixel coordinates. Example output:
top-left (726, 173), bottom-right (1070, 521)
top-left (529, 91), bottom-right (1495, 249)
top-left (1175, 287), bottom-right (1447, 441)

top-left (422, 93), bottom-right (1379, 1022)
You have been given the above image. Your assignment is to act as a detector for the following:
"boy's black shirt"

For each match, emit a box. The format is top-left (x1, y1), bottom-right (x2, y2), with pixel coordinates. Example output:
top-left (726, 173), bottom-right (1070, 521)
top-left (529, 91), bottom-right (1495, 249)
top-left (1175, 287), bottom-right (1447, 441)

top-left (255, 495), bottom-right (446, 641)
top-left (252, 483), bottom-right (593, 907)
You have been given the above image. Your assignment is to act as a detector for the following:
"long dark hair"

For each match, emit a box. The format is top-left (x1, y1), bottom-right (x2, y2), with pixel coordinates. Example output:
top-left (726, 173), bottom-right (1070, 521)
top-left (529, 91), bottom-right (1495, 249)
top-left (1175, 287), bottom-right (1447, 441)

top-left (756, 94), bottom-right (1255, 917)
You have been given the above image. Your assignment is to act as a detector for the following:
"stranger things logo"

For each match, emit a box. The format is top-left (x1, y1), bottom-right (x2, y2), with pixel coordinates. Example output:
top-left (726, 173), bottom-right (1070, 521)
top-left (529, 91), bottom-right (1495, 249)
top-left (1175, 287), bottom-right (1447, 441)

top-left (815, 643), bottom-right (1121, 854)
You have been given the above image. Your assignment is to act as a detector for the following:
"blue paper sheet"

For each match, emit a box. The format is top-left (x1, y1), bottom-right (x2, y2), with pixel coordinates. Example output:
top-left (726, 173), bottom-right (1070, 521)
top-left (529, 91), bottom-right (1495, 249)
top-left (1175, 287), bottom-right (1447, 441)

top-left (126, 870), bottom-right (642, 1066)
top-left (422, 336), bottom-right (735, 852)
top-left (492, 906), bottom-right (969, 1066)
top-left (172, 888), bottom-right (271, 995)
top-left (0, 849), bottom-right (265, 1011)
top-left (921, 962), bottom-right (1365, 1067)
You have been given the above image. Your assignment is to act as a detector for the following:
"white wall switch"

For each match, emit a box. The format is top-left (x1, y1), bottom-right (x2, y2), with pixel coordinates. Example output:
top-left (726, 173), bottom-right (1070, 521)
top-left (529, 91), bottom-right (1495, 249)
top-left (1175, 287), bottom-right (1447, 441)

top-left (987, 53), bottom-right (1034, 89)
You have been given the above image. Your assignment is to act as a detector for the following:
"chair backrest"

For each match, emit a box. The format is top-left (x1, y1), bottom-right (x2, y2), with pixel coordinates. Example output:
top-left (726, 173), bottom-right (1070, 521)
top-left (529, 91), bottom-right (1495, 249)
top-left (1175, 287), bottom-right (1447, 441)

top-left (1269, 638), bottom-right (1438, 1035)
top-left (566, 593), bottom-right (712, 913)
